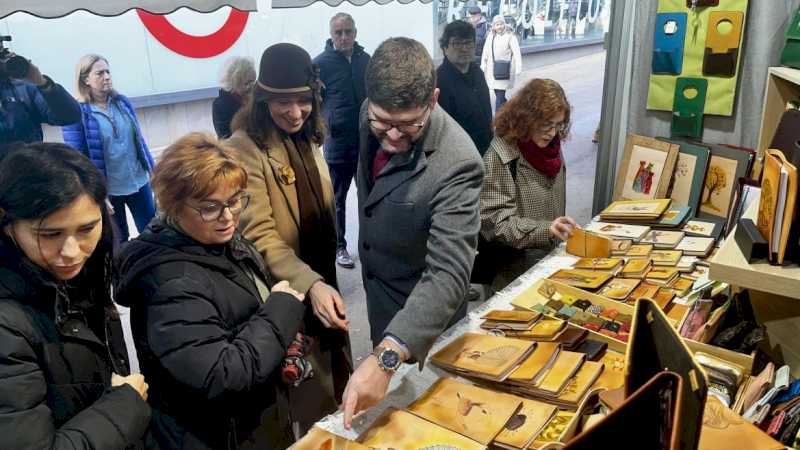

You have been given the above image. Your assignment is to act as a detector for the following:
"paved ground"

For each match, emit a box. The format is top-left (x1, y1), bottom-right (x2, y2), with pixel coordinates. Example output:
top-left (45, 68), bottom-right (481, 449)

top-left (120, 47), bottom-right (606, 372)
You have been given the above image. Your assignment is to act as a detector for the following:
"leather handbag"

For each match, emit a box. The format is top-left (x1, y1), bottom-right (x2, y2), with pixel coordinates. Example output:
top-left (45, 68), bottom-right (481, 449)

top-left (491, 35), bottom-right (512, 80)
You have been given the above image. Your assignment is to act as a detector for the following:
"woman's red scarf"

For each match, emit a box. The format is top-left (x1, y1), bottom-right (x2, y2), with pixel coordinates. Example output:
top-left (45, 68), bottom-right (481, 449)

top-left (518, 138), bottom-right (562, 178)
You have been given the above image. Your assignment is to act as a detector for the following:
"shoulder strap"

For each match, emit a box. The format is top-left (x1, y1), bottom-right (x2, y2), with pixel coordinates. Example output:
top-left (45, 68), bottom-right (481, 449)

top-left (491, 34), bottom-right (496, 63)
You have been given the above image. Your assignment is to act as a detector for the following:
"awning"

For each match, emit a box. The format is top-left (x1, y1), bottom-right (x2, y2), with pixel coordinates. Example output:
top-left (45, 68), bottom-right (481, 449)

top-left (0, 0), bottom-right (257, 20)
top-left (272, 0), bottom-right (432, 8)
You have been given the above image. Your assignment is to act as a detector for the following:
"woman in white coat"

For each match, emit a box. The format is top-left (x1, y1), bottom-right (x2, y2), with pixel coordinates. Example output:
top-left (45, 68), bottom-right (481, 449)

top-left (481, 15), bottom-right (523, 112)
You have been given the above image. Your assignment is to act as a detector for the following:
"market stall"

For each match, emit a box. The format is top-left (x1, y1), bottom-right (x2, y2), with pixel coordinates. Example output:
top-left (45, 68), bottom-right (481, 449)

top-left (293, 1), bottom-right (800, 448)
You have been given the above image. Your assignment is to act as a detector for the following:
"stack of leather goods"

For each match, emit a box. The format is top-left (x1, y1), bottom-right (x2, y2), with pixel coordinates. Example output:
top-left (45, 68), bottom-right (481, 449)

top-left (650, 249), bottom-right (683, 266)
top-left (620, 258), bottom-right (652, 278)
top-left (571, 257), bottom-right (624, 276)
top-left (480, 309), bottom-right (542, 332)
top-left (639, 229), bottom-right (686, 249)
top-left (512, 279), bottom-right (637, 344)
top-left (599, 198), bottom-right (673, 222)
top-left (610, 238), bottom-right (633, 256)
top-left (644, 267), bottom-right (680, 286)
top-left (695, 352), bottom-right (745, 407)
top-left (624, 243), bottom-right (654, 259)
top-left (553, 299), bottom-right (783, 450)
top-left (429, 332), bottom-right (536, 382)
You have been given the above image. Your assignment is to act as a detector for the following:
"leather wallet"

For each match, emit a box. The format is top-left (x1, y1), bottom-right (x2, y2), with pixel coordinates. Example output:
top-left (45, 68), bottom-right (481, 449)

top-left (627, 299), bottom-right (708, 450)
top-left (652, 13), bottom-right (688, 75)
top-left (561, 371), bottom-right (683, 450)
top-left (567, 228), bottom-right (613, 258)
top-left (672, 77), bottom-right (708, 139)
top-left (735, 217), bottom-right (769, 262)
top-left (553, 327), bottom-right (588, 350)
top-left (574, 339), bottom-right (608, 361)
top-left (702, 11), bottom-right (744, 77)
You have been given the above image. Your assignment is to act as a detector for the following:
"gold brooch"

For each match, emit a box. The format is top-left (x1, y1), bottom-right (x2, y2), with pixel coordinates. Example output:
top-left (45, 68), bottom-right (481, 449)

top-left (279, 165), bottom-right (296, 185)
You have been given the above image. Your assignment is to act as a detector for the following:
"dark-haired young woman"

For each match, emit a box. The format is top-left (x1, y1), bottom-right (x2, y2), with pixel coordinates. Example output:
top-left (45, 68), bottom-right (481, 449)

top-left (0, 143), bottom-right (151, 449)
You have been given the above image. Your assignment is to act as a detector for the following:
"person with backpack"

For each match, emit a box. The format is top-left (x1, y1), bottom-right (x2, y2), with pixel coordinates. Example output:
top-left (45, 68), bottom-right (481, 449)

top-left (476, 79), bottom-right (578, 290)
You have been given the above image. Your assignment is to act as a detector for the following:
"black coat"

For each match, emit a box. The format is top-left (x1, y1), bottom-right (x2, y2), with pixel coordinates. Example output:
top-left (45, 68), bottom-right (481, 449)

top-left (212, 89), bottom-right (243, 140)
top-left (313, 40), bottom-right (370, 164)
top-left (436, 58), bottom-right (493, 156)
top-left (0, 238), bottom-right (151, 449)
top-left (114, 218), bottom-right (305, 450)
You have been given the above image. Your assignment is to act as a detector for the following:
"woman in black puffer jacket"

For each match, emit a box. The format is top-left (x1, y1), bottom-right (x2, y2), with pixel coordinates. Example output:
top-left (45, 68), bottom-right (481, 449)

top-left (0, 143), bottom-right (151, 449)
top-left (114, 133), bottom-right (306, 450)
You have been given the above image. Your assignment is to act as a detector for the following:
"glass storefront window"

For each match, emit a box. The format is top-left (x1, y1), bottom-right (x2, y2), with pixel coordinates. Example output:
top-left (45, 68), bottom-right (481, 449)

top-left (436, 0), bottom-right (611, 54)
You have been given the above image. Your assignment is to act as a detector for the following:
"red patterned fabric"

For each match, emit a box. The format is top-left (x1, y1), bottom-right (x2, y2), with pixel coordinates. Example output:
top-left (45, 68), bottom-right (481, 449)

top-left (518, 137), bottom-right (562, 178)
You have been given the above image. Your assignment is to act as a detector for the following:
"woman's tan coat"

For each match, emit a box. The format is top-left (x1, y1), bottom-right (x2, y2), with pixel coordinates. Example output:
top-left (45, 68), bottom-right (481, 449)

top-left (227, 129), bottom-right (336, 294)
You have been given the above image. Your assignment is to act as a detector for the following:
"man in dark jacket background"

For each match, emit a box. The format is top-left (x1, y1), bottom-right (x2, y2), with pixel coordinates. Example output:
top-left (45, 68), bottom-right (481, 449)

top-left (314, 12), bottom-right (371, 269)
top-left (0, 54), bottom-right (80, 144)
top-left (467, 6), bottom-right (490, 62)
top-left (437, 20), bottom-right (493, 156)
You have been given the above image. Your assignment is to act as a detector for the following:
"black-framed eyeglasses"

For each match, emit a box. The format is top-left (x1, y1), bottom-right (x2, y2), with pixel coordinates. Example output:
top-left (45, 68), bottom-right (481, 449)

top-left (367, 105), bottom-right (430, 135)
top-left (449, 39), bottom-right (476, 49)
top-left (187, 193), bottom-right (251, 222)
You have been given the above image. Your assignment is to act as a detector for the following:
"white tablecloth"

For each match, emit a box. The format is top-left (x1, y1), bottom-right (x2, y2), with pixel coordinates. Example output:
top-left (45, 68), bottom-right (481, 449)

top-left (315, 245), bottom-right (578, 439)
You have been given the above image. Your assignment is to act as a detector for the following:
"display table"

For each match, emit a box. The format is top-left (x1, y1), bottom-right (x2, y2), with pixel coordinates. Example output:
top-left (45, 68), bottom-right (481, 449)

top-left (314, 247), bottom-right (579, 440)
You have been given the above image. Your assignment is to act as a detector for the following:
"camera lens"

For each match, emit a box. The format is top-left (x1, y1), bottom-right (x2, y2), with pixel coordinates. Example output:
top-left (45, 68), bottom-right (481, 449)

top-left (5, 55), bottom-right (29, 79)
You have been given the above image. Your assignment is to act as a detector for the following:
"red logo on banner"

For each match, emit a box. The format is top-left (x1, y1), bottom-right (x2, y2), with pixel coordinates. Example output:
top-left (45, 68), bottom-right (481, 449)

top-left (137, 9), bottom-right (249, 58)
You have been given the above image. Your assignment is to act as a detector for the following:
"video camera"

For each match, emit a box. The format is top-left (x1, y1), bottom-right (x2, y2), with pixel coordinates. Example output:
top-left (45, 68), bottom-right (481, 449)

top-left (0, 35), bottom-right (30, 79)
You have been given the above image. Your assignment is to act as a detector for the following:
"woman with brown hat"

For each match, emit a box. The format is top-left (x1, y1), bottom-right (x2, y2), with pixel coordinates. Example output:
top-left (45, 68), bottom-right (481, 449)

top-left (228, 43), bottom-right (351, 439)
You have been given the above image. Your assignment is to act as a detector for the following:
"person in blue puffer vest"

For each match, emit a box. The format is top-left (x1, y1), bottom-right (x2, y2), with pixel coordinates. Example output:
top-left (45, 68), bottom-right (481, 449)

top-left (313, 12), bottom-right (370, 269)
top-left (62, 54), bottom-right (155, 242)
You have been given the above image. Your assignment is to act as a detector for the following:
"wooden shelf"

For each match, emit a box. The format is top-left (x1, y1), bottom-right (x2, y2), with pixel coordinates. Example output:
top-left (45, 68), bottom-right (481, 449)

top-left (755, 66), bottom-right (800, 175)
top-left (709, 202), bottom-right (800, 299)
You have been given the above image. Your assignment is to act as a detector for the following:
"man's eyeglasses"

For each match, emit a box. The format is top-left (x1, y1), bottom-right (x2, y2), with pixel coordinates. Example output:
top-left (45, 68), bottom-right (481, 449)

top-left (368, 105), bottom-right (430, 135)
top-left (449, 39), bottom-right (476, 49)
top-left (188, 193), bottom-right (251, 222)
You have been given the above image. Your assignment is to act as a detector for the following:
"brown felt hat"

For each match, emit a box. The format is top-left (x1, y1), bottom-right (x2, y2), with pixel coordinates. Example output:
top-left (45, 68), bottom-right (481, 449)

top-left (253, 43), bottom-right (316, 102)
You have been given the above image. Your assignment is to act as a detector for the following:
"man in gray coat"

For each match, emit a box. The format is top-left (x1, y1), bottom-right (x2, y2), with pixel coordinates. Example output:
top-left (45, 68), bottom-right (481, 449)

top-left (342, 37), bottom-right (484, 428)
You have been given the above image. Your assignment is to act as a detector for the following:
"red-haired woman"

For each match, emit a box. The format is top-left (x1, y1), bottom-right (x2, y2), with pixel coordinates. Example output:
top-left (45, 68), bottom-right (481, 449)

top-left (477, 78), bottom-right (578, 289)
top-left (114, 132), bottom-right (306, 449)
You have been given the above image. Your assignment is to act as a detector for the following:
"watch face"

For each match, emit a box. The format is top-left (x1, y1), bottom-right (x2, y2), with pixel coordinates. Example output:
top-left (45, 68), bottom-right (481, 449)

top-left (381, 349), bottom-right (400, 369)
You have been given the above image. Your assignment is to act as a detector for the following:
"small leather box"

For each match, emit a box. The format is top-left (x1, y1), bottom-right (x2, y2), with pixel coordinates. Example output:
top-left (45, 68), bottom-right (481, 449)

top-left (734, 218), bottom-right (768, 262)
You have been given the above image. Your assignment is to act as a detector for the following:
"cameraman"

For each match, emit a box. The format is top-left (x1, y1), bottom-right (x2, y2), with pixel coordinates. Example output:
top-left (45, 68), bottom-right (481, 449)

top-left (0, 52), bottom-right (80, 144)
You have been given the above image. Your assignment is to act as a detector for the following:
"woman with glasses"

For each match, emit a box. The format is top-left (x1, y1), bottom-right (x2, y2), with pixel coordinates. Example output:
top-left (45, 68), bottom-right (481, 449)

top-left (213, 57), bottom-right (256, 139)
top-left (475, 79), bottom-right (578, 290)
top-left (227, 43), bottom-right (351, 438)
top-left (62, 54), bottom-right (155, 242)
top-left (114, 132), bottom-right (307, 449)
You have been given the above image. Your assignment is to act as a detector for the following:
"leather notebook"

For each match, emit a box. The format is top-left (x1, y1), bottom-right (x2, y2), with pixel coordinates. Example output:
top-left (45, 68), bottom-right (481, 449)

top-left (566, 228), bottom-right (613, 258)
top-left (769, 109), bottom-right (800, 263)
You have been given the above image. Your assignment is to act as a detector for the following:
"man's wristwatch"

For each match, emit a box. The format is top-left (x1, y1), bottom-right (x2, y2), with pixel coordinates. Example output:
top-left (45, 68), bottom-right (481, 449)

top-left (372, 346), bottom-right (402, 373)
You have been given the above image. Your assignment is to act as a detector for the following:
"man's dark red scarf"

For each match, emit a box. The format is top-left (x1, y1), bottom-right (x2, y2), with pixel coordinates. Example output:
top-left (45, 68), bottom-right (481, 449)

top-left (518, 138), bottom-right (562, 178)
